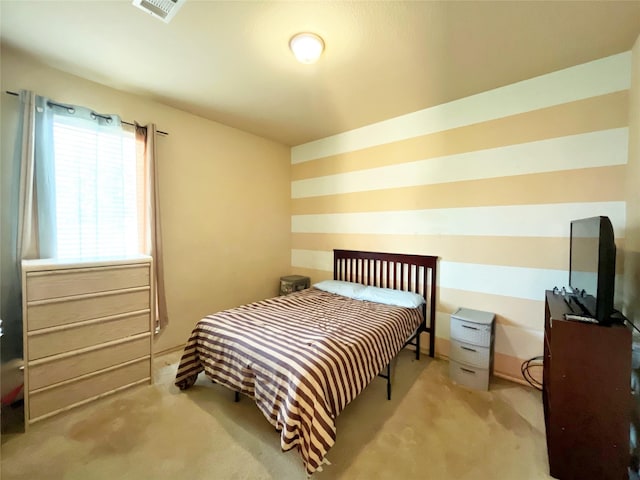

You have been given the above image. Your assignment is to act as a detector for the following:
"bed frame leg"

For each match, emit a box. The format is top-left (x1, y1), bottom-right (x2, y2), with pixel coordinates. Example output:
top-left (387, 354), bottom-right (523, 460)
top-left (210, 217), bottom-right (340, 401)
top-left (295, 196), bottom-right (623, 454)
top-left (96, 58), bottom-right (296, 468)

top-left (429, 328), bottom-right (435, 358)
top-left (378, 363), bottom-right (392, 400)
top-left (386, 363), bottom-right (391, 400)
top-left (234, 391), bottom-right (240, 402)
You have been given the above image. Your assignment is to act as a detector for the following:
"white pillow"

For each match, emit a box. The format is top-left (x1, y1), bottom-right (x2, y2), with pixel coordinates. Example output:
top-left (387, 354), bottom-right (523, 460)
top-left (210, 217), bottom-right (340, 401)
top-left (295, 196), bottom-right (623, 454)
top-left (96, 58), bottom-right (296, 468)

top-left (356, 286), bottom-right (425, 308)
top-left (313, 280), bottom-right (366, 298)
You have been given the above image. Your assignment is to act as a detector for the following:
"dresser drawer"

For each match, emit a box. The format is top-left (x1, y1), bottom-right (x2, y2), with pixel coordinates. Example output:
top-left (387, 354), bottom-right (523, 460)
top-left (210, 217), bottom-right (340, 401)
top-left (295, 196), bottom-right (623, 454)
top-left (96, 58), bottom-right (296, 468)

top-left (26, 264), bottom-right (150, 301)
top-left (29, 335), bottom-right (150, 390)
top-left (450, 317), bottom-right (492, 347)
top-left (449, 359), bottom-right (490, 391)
top-left (450, 339), bottom-right (491, 368)
top-left (29, 359), bottom-right (150, 422)
top-left (27, 289), bottom-right (150, 331)
top-left (28, 312), bottom-right (150, 360)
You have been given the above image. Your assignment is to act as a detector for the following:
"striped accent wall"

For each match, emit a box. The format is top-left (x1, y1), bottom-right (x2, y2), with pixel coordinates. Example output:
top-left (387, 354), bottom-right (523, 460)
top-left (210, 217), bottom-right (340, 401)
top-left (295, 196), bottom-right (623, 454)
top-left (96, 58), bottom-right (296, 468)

top-left (289, 52), bottom-right (632, 382)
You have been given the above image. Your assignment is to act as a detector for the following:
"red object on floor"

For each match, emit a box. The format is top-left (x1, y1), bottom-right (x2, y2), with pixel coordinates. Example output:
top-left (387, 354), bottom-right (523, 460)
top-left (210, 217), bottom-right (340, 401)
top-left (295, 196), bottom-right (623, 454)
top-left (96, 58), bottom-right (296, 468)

top-left (1, 384), bottom-right (23, 406)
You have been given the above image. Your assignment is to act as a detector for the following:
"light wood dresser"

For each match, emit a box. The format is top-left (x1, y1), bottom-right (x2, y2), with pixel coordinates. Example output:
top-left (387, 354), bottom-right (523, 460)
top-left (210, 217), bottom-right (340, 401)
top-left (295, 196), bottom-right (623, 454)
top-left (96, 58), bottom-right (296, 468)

top-left (21, 256), bottom-right (153, 426)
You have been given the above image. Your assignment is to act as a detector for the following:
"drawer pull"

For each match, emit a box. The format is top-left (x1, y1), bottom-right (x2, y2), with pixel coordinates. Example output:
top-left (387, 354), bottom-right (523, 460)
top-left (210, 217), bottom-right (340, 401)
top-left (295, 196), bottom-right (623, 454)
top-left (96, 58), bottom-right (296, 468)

top-left (460, 367), bottom-right (476, 375)
top-left (461, 346), bottom-right (477, 352)
top-left (461, 324), bottom-right (478, 330)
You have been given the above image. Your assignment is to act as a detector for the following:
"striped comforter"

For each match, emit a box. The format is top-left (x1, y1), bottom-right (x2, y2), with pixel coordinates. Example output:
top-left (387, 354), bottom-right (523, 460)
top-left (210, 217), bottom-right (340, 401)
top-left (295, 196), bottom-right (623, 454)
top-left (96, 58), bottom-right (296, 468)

top-left (174, 287), bottom-right (423, 475)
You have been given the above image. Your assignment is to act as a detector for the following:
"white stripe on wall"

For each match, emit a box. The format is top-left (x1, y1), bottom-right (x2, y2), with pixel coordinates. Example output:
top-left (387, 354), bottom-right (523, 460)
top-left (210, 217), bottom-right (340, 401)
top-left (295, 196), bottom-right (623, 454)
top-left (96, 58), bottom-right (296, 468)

top-left (291, 202), bottom-right (626, 238)
top-left (292, 249), bottom-right (565, 302)
top-left (438, 261), bottom-right (565, 302)
top-left (291, 128), bottom-right (628, 198)
top-left (437, 317), bottom-right (544, 359)
top-left (291, 52), bottom-right (632, 163)
top-left (292, 248), bottom-right (333, 273)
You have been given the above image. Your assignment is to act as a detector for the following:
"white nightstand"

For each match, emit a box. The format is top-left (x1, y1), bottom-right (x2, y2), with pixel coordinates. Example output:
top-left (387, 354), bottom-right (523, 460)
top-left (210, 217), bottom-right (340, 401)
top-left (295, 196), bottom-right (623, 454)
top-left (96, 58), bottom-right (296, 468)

top-left (449, 307), bottom-right (495, 391)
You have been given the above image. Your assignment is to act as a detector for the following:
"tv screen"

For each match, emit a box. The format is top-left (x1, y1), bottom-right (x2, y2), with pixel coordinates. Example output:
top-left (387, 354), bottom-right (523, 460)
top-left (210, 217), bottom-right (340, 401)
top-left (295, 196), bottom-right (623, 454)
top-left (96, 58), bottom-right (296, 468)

top-left (569, 216), bottom-right (616, 323)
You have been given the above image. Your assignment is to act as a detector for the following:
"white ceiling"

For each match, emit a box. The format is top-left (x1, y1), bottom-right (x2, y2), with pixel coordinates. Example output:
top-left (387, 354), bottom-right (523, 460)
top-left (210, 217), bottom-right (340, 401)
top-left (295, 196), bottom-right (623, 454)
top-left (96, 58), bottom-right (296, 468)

top-left (1, 1), bottom-right (640, 146)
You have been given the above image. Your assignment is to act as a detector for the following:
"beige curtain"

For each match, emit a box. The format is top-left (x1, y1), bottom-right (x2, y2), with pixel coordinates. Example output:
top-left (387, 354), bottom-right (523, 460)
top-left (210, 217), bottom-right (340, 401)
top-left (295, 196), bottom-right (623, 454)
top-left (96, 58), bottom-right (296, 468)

top-left (15, 91), bottom-right (37, 262)
top-left (135, 123), bottom-right (168, 332)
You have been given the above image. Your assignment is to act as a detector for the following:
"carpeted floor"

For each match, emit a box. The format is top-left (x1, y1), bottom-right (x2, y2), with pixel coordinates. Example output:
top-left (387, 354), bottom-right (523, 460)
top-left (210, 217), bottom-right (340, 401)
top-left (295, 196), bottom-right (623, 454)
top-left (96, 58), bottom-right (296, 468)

top-left (1, 349), bottom-right (550, 480)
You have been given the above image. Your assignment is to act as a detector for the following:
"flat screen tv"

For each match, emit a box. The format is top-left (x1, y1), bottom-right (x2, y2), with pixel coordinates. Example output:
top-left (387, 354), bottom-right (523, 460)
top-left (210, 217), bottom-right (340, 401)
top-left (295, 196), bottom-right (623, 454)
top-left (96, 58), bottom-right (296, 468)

top-left (568, 216), bottom-right (617, 323)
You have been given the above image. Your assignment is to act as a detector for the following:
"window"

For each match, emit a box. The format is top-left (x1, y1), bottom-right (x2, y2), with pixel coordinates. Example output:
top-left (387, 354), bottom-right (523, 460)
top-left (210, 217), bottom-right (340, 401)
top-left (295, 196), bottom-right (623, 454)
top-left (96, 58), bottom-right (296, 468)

top-left (51, 115), bottom-right (140, 259)
top-left (9, 91), bottom-right (167, 331)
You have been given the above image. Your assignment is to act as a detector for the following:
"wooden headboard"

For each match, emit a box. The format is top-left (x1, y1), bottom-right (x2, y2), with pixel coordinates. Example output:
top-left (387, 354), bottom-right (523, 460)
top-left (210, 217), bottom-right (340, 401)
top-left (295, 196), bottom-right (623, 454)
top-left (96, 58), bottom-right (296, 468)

top-left (333, 249), bottom-right (438, 357)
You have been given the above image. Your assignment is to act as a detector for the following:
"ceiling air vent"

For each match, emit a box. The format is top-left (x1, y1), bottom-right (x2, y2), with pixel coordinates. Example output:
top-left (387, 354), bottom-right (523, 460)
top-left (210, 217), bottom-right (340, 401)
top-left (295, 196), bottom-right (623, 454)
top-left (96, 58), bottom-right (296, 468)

top-left (132, 0), bottom-right (185, 23)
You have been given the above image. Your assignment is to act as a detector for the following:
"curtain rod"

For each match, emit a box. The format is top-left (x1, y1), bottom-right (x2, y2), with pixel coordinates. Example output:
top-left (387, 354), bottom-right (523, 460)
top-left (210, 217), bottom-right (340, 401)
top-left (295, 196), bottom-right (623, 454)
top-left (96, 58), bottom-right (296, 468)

top-left (4, 90), bottom-right (169, 136)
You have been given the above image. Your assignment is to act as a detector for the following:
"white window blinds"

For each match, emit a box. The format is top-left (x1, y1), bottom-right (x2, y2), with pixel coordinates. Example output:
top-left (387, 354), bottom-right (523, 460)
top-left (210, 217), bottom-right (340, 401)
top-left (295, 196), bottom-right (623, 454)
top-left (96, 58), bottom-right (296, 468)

top-left (52, 116), bottom-right (139, 259)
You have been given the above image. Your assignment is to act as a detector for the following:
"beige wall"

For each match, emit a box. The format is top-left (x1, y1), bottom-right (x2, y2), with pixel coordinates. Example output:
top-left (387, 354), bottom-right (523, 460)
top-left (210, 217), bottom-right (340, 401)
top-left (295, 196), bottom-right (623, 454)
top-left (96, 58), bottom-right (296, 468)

top-left (624, 35), bottom-right (640, 325)
top-left (290, 51), bottom-right (633, 382)
top-left (0, 46), bottom-right (291, 354)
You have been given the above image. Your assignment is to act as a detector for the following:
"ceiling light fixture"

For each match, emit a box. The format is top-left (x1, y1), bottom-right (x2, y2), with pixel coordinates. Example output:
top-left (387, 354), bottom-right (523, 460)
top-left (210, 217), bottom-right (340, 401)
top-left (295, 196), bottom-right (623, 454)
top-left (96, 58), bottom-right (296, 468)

top-left (289, 33), bottom-right (325, 64)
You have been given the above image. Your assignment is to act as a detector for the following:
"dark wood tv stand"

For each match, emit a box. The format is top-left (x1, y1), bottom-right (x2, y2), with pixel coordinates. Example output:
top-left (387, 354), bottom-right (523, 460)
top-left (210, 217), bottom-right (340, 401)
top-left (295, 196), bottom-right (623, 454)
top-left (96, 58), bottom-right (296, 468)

top-left (544, 290), bottom-right (632, 479)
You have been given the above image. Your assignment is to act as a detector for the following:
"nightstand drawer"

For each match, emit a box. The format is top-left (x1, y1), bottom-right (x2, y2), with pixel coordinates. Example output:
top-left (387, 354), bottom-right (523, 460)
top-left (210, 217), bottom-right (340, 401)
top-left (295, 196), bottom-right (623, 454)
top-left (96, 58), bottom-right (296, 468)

top-left (450, 339), bottom-right (491, 368)
top-left (449, 360), bottom-right (490, 390)
top-left (450, 317), bottom-right (492, 347)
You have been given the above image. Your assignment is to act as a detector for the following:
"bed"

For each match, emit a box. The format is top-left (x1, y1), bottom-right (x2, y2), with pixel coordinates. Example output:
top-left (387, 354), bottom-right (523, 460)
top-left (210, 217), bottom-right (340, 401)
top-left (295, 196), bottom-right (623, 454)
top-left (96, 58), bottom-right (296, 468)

top-left (174, 249), bottom-right (437, 475)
